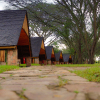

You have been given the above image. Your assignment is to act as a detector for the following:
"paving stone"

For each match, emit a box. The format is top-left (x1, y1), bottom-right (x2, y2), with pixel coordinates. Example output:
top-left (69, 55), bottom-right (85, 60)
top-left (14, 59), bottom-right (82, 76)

top-left (0, 74), bottom-right (11, 78)
top-left (63, 76), bottom-right (87, 82)
top-left (0, 89), bottom-right (20, 100)
top-left (74, 93), bottom-right (86, 100)
top-left (87, 92), bottom-right (100, 100)
top-left (24, 88), bottom-right (76, 100)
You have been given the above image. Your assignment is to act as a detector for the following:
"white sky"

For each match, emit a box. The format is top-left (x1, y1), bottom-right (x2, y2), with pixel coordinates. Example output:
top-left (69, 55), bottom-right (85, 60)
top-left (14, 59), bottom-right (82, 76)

top-left (0, 0), bottom-right (54, 10)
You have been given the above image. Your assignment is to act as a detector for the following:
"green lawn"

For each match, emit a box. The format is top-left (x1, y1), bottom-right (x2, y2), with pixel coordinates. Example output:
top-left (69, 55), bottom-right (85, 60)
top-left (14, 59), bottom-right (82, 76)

top-left (56, 64), bottom-right (100, 67)
top-left (0, 65), bottom-right (19, 73)
top-left (20, 63), bottom-right (40, 67)
top-left (72, 67), bottom-right (100, 82)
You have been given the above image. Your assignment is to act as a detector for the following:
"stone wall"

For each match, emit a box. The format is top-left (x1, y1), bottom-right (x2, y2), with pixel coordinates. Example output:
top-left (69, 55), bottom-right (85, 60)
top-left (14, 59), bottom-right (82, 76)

top-left (44, 60), bottom-right (47, 65)
top-left (35, 58), bottom-right (39, 64)
top-left (26, 57), bottom-right (31, 67)
top-left (7, 49), bottom-right (17, 65)
top-left (56, 61), bottom-right (59, 64)
top-left (47, 60), bottom-right (51, 65)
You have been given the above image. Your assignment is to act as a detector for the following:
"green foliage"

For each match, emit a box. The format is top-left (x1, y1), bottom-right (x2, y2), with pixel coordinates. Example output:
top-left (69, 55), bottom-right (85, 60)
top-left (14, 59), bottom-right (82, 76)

top-left (0, 65), bottom-right (19, 73)
top-left (56, 64), bottom-right (100, 67)
top-left (51, 42), bottom-right (59, 53)
top-left (73, 67), bottom-right (100, 82)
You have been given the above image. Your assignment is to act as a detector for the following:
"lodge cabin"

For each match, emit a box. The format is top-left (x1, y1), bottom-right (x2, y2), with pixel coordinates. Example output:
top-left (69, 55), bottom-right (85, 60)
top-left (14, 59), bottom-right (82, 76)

top-left (0, 10), bottom-right (31, 66)
top-left (45, 46), bottom-right (56, 65)
top-left (63, 54), bottom-right (73, 64)
top-left (30, 37), bottom-right (47, 65)
top-left (55, 51), bottom-right (64, 64)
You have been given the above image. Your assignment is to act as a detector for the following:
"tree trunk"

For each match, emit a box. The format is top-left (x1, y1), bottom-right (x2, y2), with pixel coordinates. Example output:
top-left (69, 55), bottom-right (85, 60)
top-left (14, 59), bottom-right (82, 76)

top-left (88, 50), bottom-right (95, 64)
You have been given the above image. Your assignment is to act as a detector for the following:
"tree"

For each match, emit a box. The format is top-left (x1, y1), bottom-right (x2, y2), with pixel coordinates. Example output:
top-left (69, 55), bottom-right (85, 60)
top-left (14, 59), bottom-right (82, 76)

top-left (4, 0), bottom-right (100, 64)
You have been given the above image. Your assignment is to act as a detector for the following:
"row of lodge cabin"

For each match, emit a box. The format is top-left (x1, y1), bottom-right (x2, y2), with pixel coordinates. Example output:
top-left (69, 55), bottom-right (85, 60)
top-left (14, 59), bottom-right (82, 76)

top-left (0, 10), bottom-right (73, 66)
top-left (0, 10), bottom-right (31, 66)
top-left (45, 46), bottom-right (56, 65)
top-left (63, 54), bottom-right (73, 64)
top-left (55, 51), bottom-right (64, 64)
top-left (30, 37), bottom-right (47, 65)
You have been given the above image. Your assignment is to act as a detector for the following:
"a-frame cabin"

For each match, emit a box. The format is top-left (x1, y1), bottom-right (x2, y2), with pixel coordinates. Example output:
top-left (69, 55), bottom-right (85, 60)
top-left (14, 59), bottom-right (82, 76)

top-left (55, 51), bottom-right (64, 64)
top-left (45, 46), bottom-right (56, 65)
top-left (30, 37), bottom-right (47, 64)
top-left (0, 10), bottom-right (31, 66)
top-left (63, 54), bottom-right (73, 64)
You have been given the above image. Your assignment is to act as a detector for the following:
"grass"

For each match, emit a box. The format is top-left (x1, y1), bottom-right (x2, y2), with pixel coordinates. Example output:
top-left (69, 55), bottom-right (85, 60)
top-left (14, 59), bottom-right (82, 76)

top-left (56, 64), bottom-right (100, 67)
top-left (19, 88), bottom-right (27, 99)
top-left (58, 76), bottom-right (68, 87)
top-left (2, 77), bottom-right (5, 79)
top-left (0, 65), bottom-right (19, 73)
top-left (72, 67), bottom-right (100, 82)
top-left (20, 63), bottom-right (40, 67)
top-left (74, 91), bottom-right (79, 93)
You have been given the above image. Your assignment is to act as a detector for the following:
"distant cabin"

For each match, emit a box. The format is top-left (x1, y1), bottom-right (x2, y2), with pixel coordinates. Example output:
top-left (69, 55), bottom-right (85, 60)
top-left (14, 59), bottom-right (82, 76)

top-left (55, 51), bottom-right (64, 64)
top-left (45, 46), bottom-right (56, 65)
top-left (30, 37), bottom-right (47, 64)
top-left (0, 10), bottom-right (31, 65)
top-left (63, 54), bottom-right (73, 64)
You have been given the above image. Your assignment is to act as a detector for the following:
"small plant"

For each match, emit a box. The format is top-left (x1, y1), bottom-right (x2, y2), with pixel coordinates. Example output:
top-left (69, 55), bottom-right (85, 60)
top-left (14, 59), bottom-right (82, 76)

top-left (58, 76), bottom-right (68, 87)
top-left (2, 77), bottom-right (5, 79)
top-left (39, 70), bottom-right (42, 71)
top-left (74, 91), bottom-right (79, 93)
top-left (39, 75), bottom-right (47, 78)
top-left (10, 74), bottom-right (13, 76)
top-left (19, 88), bottom-right (26, 99)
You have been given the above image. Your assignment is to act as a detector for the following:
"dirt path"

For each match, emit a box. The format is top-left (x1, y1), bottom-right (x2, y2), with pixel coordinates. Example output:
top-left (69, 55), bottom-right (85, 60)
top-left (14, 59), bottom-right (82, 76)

top-left (0, 66), bottom-right (100, 100)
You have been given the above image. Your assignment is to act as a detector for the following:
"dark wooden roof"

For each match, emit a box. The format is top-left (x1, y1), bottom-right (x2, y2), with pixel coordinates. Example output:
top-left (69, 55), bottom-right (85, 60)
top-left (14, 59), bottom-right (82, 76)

top-left (55, 51), bottom-right (62, 61)
top-left (63, 54), bottom-right (69, 62)
top-left (30, 37), bottom-right (44, 57)
top-left (0, 10), bottom-right (27, 46)
top-left (45, 46), bottom-right (55, 60)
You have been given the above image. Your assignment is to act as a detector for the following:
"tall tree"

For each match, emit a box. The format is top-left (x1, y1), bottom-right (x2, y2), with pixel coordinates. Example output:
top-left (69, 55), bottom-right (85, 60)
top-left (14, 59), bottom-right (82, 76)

top-left (4, 0), bottom-right (100, 63)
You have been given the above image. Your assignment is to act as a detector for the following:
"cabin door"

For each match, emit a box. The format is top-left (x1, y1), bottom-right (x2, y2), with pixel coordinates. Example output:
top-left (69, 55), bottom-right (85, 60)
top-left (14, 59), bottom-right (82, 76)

top-left (0, 50), bottom-right (5, 62)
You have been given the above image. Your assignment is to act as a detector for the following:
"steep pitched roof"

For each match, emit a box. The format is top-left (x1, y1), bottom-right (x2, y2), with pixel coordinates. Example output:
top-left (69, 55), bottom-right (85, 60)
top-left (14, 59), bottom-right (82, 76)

top-left (31, 37), bottom-right (44, 57)
top-left (45, 46), bottom-right (54, 60)
top-left (63, 54), bottom-right (69, 62)
top-left (55, 51), bottom-right (62, 61)
top-left (0, 10), bottom-right (27, 46)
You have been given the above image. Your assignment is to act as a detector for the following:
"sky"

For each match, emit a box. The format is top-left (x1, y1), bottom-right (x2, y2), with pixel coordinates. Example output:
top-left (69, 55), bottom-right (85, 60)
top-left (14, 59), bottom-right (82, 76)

top-left (0, 0), bottom-right (54, 10)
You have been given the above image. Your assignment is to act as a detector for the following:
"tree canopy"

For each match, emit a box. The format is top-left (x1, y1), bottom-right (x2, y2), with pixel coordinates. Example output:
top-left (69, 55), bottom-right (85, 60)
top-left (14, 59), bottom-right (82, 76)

top-left (4, 0), bottom-right (100, 64)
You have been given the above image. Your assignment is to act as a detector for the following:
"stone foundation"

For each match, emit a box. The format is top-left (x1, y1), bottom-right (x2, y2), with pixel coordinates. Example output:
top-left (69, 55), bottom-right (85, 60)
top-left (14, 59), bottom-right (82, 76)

top-left (56, 61), bottom-right (59, 64)
top-left (26, 57), bottom-right (31, 67)
top-left (34, 58), bottom-right (39, 64)
top-left (47, 60), bottom-right (51, 65)
top-left (0, 62), bottom-right (6, 65)
top-left (44, 60), bottom-right (47, 65)
top-left (7, 49), bottom-right (17, 65)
